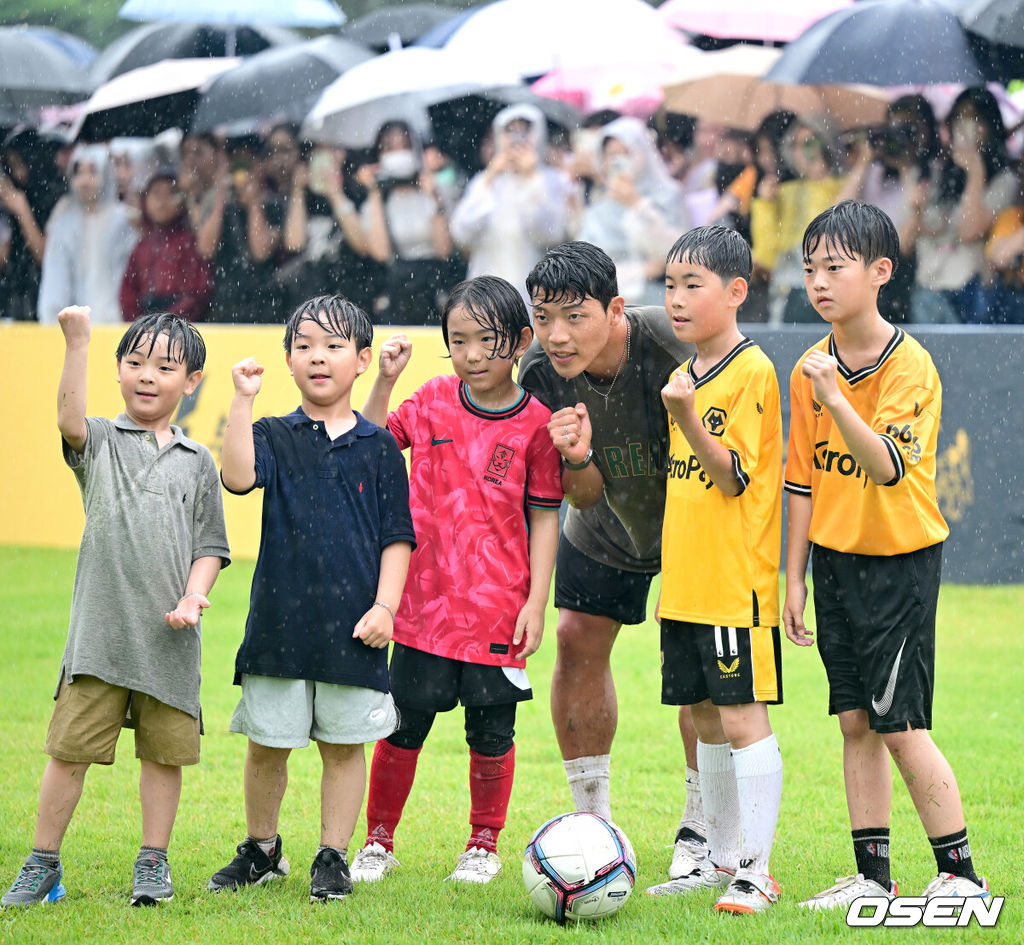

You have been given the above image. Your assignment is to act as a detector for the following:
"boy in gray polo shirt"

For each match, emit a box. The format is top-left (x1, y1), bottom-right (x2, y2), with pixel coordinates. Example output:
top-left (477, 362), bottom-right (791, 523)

top-left (1, 306), bottom-right (230, 910)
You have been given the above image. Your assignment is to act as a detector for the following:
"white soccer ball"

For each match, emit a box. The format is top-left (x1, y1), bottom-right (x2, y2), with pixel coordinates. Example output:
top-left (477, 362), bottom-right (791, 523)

top-left (522, 812), bottom-right (636, 923)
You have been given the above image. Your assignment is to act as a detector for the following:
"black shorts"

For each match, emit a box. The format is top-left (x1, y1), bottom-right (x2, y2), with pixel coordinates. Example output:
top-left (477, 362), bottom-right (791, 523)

top-left (812, 542), bottom-right (941, 734)
top-left (553, 536), bottom-right (658, 626)
top-left (388, 643), bottom-right (532, 712)
top-left (661, 619), bottom-right (783, 706)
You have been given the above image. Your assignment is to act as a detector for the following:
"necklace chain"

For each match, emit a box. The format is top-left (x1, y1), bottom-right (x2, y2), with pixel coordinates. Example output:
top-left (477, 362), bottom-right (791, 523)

top-left (581, 320), bottom-right (631, 403)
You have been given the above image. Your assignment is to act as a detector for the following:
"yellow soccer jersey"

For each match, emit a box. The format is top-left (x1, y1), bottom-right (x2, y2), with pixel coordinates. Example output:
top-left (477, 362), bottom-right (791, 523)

top-left (661, 340), bottom-right (783, 628)
top-left (785, 328), bottom-right (949, 555)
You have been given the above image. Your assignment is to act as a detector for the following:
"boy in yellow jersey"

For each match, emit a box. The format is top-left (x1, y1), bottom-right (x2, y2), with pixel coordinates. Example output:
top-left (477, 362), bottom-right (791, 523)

top-left (785, 201), bottom-right (990, 910)
top-left (646, 226), bottom-right (784, 915)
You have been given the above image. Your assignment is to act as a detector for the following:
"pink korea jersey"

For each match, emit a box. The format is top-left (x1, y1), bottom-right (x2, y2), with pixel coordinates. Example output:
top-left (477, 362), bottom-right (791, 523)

top-left (386, 375), bottom-right (562, 667)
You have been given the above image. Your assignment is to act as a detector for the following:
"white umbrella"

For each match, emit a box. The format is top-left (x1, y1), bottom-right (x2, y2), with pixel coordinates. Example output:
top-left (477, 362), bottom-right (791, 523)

top-left (118, 0), bottom-right (344, 55)
top-left (73, 57), bottom-right (239, 141)
top-left (119, 0), bottom-right (345, 27)
top-left (303, 47), bottom-right (526, 148)
top-left (416, 0), bottom-right (687, 78)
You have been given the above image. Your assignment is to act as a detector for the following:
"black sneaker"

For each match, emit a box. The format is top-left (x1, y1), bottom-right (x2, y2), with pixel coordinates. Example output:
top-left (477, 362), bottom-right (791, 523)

top-left (207, 836), bottom-right (290, 891)
top-left (309, 848), bottom-right (352, 902)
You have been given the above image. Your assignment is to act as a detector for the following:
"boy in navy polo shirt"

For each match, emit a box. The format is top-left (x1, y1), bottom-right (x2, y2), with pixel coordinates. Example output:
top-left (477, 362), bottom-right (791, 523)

top-left (208, 295), bottom-right (415, 903)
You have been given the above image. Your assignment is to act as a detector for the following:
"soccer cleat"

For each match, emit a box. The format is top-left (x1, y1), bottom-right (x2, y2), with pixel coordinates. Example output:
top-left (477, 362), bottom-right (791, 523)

top-left (798, 873), bottom-right (898, 910)
top-left (646, 865), bottom-right (734, 897)
top-left (207, 835), bottom-right (290, 891)
top-left (444, 847), bottom-right (502, 884)
top-left (921, 872), bottom-right (990, 899)
top-left (130, 852), bottom-right (173, 907)
top-left (350, 842), bottom-right (400, 882)
top-left (714, 868), bottom-right (781, 914)
top-left (669, 832), bottom-right (713, 880)
top-left (1, 856), bottom-right (66, 908)
top-left (309, 848), bottom-right (352, 902)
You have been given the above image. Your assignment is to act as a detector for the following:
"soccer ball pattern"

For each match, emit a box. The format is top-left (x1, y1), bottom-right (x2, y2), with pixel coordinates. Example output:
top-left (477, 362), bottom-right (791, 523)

top-left (522, 812), bottom-right (636, 923)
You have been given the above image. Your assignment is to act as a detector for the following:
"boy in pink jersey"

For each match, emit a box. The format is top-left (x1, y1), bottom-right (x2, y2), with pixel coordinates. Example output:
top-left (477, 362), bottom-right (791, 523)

top-left (356, 275), bottom-right (562, 883)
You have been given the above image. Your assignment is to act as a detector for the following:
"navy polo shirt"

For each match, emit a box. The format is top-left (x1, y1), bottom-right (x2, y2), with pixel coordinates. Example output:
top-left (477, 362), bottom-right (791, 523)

top-left (230, 409), bottom-right (415, 691)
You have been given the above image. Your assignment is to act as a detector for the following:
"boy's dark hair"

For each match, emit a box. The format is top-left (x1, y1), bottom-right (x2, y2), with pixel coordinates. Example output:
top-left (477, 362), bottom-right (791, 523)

top-left (667, 225), bottom-right (752, 283)
top-left (283, 294), bottom-right (373, 352)
top-left (802, 200), bottom-right (900, 275)
top-left (116, 313), bottom-right (206, 374)
top-left (440, 276), bottom-right (531, 360)
top-left (526, 241), bottom-right (618, 310)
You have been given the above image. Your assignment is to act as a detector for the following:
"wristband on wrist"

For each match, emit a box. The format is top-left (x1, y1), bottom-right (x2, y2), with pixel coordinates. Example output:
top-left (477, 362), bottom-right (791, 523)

top-left (374, 600), bottom-right (395, 620)
top-left (562, 448), bottom-right (594, 471)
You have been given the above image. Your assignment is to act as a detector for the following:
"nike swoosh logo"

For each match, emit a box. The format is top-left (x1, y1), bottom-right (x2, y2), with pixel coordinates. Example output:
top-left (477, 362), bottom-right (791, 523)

top-left (871, 637), bottom-right (907, 716)
top-left (431, 437), bottom-right (453, 446)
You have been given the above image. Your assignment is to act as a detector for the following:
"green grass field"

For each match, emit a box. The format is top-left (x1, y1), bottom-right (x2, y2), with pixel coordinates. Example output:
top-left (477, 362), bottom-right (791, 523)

top-left (0, 547), bottom-right (1020, 944)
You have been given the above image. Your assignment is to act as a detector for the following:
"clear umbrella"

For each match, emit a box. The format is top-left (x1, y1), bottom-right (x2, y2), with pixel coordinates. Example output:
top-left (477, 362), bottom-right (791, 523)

top-left (0, 25), bottom-right (90, 123)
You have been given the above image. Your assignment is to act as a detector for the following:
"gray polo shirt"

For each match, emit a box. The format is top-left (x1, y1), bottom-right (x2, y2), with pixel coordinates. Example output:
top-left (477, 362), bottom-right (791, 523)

top-left (59, 414), bottom-right (230, 718)
top-left (519, 306), bottom-right (692, 572)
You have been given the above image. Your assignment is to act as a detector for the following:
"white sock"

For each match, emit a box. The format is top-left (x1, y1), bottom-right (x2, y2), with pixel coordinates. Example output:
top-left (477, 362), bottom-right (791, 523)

top-left (732, 733), bottom-right (782, 876)
top-left (677, 766), bottom-right (705, 837)
top-left (563, 754), bottom-right (612, 822)
top-left (697, 740), bottom-right (740, 871)
top-left (251, 835), bottom-right (278, 856)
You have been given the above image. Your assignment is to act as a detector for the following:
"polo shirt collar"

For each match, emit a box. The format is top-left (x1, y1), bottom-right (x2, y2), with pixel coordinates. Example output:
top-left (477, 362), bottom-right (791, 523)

top-left (112, 413), bottom-right (198, 452)
top-left (285, 407), bottom-right (380, 442)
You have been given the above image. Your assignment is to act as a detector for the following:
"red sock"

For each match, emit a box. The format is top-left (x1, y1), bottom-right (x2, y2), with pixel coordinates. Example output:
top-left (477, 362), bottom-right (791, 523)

top-left (467, 745), bottom-right (515, 854)
top-left (364, 740), bottom-right (421, 853)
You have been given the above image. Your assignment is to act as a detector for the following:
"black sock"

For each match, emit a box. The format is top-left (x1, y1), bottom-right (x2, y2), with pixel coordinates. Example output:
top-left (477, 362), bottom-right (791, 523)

top-left (852, 828), bottom-right (891, 888)
top-left (929, 829), bottom-right (979, 884)
top-left (31, 848), bottom-right (60, 869)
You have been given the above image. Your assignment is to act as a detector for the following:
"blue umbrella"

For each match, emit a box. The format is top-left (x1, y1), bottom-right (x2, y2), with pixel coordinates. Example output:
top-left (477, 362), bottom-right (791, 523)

top-left (766, 0), bottom-right (995, 86)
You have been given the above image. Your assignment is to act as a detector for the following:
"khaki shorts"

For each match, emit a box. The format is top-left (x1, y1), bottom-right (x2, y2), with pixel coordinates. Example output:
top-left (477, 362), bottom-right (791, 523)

top-left (46, 675), bottom-right (200, 766)
top-left (230, 675), bottom-right (398, 748)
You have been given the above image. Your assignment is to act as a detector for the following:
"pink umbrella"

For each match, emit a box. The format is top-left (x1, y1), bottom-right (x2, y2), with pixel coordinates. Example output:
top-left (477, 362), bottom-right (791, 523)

top-left (659, 0), bottom-right (854, 42)
top-left (531, 46), bottom-right (704, 118)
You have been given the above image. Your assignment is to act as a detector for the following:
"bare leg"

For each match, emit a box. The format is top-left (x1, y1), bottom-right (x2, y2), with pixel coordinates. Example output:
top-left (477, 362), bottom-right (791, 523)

top-left (883, 728), bottom-right (966, 837)
top-left (33, 758), bottom-right (90, 851)
top-left (244, 740), bottom-right (291, 839)
top-left (550, 609), bottom-right (620, 759)
top-left (139, 761), bottom-right (182, 849)
top-left (838, 709), bottom-right (892, 830)
top-left (317, 742), bottom-right (366, 851)
top-left (678, 705), bottom-right (698, 769)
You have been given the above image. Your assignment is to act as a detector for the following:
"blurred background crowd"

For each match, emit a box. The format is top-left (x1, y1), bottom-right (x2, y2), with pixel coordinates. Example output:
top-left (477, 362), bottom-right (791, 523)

top-left (4, 0), bottom-right (1024, 326)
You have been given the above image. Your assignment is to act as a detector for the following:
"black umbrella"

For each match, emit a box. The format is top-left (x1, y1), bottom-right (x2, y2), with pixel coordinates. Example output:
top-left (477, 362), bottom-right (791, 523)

top-left (89, 22), bottom-right (300, 86)
top-left (960, 0), bottom-right (1024, 44)
top-left (766, 0), bottom-right (995, 86)
top-left (343, 3), bottom-right (459, 51)
top-left (190, 35), bottom-right (374, 134)
top-left (0, 25), bottom-right (90, 123)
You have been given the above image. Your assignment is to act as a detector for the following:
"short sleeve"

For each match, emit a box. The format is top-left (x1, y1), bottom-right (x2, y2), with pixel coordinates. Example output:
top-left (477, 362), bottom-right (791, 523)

top-left (871, 376), bottom-right (941, 484)
top-left (525, 419), bottom-right (563, 510)
top-left (375, 435), bottom-right (416, 551)
top-left (784, 362), bottom-right (814, 496)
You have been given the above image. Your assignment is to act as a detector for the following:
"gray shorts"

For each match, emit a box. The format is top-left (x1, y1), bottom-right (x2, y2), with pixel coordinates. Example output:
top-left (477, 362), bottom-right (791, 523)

top-left (230, 675), bottom-right (398, 748)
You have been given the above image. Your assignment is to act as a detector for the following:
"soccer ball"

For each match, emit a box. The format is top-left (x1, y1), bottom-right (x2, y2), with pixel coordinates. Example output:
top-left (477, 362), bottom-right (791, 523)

top-left (522, 812), bottom-right (636, 923)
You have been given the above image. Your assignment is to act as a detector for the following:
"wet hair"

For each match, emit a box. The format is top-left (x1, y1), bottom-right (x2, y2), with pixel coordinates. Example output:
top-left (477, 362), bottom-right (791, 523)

top-left (666, 225), bottom-right (752, 283)
top-left (116, 313), bottom-right (206, 374)
top-left (283, 294), bottom-right (372, 353)
top-left (526, 241), bottom-right (618, 311)
top-left (802, 200), bottom-right (899, 275)
top-left (440, 276), bottom-right (531, 360)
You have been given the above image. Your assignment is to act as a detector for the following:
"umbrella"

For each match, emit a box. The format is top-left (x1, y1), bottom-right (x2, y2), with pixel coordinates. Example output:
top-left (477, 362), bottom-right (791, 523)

top-left (661, 45), bottom-right (890, 131)
top-left (765, 0), bottom-right (994, 87)
top-left (658, 0), bottom-right (854, 42)
top-left (119, 0), bottom-right (345, 28)
top-left (343, 3), bottom-right (458, 51)
top-left (415, 0), bottom-right (687, 79)
top-left (531, 50), bottom-right (705, 119)
top-left (303, 47), bottom-right (526, 148)
top-left (74, 58), bottom-right (240, 142)
top-left (23, 27), bottom-right (98, 68)
top-left (89, 22), bottom-right (299, 86)
top-left (0, 25), bottom-right (90, 122)
top-left (190, 36), bottom-right (374, 135)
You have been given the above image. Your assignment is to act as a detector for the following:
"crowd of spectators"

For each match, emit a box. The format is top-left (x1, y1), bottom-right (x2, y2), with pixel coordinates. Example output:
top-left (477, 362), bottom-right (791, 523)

top-left (3, 88), bottom-right (1024, 325)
